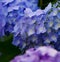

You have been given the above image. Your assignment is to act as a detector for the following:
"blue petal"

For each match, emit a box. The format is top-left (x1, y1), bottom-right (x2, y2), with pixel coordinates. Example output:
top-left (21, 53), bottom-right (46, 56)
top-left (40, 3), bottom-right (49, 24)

top-left (44, 3), bottom-right (52, 13)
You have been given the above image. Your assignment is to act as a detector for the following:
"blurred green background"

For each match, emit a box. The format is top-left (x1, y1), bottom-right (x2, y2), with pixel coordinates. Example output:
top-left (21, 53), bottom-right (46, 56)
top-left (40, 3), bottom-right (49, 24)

top-left (0, 35), bottom-right (21, 62)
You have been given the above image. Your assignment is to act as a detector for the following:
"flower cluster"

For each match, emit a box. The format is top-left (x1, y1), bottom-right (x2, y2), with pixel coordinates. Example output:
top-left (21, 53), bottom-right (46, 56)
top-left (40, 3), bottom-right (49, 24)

top-left (0, 3), bottom-right (7, 37)
top-left (0, 0), bottom-right (60, 50)
top-left (10, 46), bottom-right (60, 62)
top-left (0, 0), bottom-right (60, 62)
top-left (44, 1), bottom-right (60, 50)
top-left (12, 3), bottom-right (52, 49)
top-left (0, 0), bottom-right (38, 36)
top-left (12, 1), bottom-right (60, 50)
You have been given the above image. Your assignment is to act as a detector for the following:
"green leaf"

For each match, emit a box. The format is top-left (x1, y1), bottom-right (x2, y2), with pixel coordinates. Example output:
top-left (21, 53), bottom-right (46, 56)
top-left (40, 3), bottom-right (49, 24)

top-left (0, 35), bottom-right (21, 62)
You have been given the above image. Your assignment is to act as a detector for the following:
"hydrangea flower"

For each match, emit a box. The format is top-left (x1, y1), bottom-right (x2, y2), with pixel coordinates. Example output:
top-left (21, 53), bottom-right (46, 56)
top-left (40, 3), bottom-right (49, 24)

top-left (10, 46), bottom-right (60, 62)
top-left (0, 0), bottom-right (39, 36)
top-left (12, 1), bottom-right (60, 51)
top-left (12, 3), bottom-right (52, 49)
top-left (0, 0), bottom-right (60, 51)
top-left (1, 0), bottom-right (38, 11)
top-left (43, 1), bottom-right (60, 50)
top-left (0, 3), bottom-right (7, 37)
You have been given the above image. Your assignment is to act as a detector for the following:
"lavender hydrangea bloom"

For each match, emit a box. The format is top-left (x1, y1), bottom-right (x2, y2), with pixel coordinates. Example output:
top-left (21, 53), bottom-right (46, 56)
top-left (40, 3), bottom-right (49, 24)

top-left (10, 46), bottom-right (60, 62)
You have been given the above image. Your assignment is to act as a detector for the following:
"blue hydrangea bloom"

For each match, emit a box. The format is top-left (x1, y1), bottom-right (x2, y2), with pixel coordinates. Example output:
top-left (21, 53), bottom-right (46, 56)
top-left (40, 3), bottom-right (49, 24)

top-left (12, 1), bottom-right (60, 50)
top-left (0, 0), bottom-right (60, 51)
top-left (0, 3), bottom-right (7, 37)
top-left (42, 1), bottom-right (60, 50)
top-left (12, 3), bottom-right (52, 49)
top-left (0, 0), bottom-right (39, 36)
